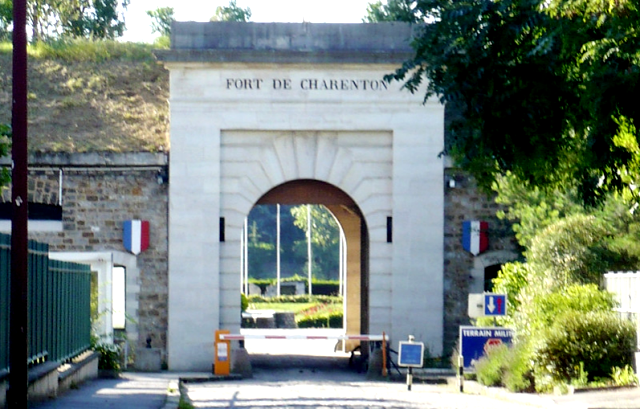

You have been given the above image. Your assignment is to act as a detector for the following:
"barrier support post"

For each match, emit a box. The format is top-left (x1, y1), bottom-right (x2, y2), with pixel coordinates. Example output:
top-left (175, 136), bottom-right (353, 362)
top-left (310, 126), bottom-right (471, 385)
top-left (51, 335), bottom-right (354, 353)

top-left (214, 330), bottom-right (231, 376)
top-left (382, 331), bottom-right (387, 377)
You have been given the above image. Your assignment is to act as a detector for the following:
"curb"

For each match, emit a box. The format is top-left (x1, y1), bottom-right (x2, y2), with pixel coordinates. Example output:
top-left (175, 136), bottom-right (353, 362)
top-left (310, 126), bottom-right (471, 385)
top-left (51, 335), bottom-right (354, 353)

top-left (161, 378), bottom-right (181, 409)
top-left (461, 380), bottom-right (577, 409)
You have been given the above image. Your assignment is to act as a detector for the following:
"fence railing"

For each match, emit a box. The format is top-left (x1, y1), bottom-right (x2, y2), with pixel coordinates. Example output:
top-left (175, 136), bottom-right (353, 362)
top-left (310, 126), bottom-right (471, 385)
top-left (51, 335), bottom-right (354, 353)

top-left (1, 233), bottom-right (91, 373)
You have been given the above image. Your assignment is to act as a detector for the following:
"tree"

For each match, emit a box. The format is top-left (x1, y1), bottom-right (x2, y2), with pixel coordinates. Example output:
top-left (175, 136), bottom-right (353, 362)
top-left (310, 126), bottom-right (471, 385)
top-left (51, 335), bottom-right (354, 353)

top-left (387, 0), bottom-right (640, 205)
top-left (0, 0), bottom-right (11, 38)
top-left (147, 6), bottom-right (173, 37)
top-left (290, 205), bottom-right (340, 280)
top-left (363, 0), bottom-right (418, 23)
top-left (211, 0), bottom-right (251, 22)
top-left (4, 0), bottom-right (129, 40)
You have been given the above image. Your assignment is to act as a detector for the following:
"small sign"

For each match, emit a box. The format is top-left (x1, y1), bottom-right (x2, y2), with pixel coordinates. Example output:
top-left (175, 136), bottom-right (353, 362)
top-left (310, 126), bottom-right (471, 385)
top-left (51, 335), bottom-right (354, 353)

top-left (398, 341), bottom-right (424, 368)
top-left (484, 293), bottom-right (507, 316)
top-left (459, 326), bottom-right (514, 368)
top-left (216, 342), bottom-right (228, 362)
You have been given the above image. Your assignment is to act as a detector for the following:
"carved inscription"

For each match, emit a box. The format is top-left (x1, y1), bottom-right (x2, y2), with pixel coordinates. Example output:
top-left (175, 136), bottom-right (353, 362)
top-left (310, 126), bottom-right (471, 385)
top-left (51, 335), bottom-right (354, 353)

top-left (225, 78), bottom-right (389, 91)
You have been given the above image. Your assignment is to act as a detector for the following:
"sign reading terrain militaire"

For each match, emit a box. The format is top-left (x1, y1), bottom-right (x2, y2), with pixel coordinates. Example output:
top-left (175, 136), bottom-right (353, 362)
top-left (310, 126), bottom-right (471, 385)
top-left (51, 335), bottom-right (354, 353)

top-left (459, 326), bottom-right (515, 368)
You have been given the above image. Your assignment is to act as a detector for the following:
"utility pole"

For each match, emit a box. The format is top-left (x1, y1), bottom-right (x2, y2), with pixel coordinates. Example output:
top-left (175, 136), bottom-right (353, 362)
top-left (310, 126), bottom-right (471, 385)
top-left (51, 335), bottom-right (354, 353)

top-left (276, 204), bottom-right (281, 297)
top-left (10, 0), bottom-right (29, 407)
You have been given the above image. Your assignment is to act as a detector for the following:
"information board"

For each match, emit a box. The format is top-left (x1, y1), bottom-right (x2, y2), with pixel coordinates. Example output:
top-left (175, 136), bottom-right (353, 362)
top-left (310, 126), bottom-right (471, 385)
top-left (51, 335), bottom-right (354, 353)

top-left (398, 341), bottom-right (424, 368)
top-left (459, 326), bottom-right (514, 368)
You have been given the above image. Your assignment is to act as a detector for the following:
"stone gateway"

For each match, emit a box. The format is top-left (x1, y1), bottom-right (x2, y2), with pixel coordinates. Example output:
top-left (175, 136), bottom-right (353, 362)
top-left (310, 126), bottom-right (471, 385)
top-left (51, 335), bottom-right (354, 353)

top-left (157, 22), bottom-right (446, 371)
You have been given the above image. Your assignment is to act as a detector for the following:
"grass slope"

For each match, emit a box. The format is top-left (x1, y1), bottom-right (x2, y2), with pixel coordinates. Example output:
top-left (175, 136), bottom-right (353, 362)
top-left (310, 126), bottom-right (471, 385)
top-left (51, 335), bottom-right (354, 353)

top-left (0, 40), bottom-right (169, 153)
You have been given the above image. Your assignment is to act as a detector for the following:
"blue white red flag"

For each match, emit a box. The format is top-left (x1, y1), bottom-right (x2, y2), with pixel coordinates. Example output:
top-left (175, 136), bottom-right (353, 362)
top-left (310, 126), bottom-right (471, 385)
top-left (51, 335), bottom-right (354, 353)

top-left (123, 220), bottom-right (150, 255)
top-left (462, 220), bottom-right (488, 256)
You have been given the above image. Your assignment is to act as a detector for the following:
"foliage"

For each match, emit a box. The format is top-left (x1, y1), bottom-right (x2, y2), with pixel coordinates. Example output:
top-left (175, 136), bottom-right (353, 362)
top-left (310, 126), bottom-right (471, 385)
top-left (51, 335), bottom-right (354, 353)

top-left (296, 309), bottom-right (343, 329)
top-left (240, 293), bottom-right (248, 312)
top-left (211, 0), bottom-right (251, 22)
top-left (291, 205), bottom-right (340, 280)
top-left (26, 38), bottom-right (155, 62)
top-left (0, 0), bottom-right (11, 38)
top-left (526, 215), bottom-right (615, 290)
top-left (18, 0), bottom-right (130, 41)
top-left (611, 365), bottom-right (639, 387)
top-left (388, 0), bottom-right (640, 204)
top-left (147, 7), bottom-right (173, 37)
top-left (0, 123), bottom-right (10, 187)
top-left (474, 344), bottom-right (509, 387)
top-left (534, 311), bottom-right (636, 385)
top-left (93, 342), bottom-right (121, 371)
top-left (246, 294), bottom-right (342, 305)
top-left (363, 0), bottom-right (418, 23)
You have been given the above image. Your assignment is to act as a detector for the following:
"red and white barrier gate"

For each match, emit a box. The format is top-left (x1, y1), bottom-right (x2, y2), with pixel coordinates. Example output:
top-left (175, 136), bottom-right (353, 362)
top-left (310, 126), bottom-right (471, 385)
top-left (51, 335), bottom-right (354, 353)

top-left (219, 333), bottom-right (388, 341)
top-left (214, 332), bottom-right (389, 377)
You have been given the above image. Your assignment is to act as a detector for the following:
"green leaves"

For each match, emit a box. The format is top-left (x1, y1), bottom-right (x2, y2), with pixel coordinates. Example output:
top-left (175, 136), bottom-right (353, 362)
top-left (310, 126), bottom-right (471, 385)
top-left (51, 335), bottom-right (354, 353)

top-left (392, 0), bottom-right (640, 204)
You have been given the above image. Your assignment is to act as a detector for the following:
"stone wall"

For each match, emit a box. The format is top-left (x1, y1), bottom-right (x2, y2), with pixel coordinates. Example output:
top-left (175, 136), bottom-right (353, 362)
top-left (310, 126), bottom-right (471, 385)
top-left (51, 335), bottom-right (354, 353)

top-left (442, 167), bottom-right (520, 354)
top-left (2, 153), bottom-right (169, 357)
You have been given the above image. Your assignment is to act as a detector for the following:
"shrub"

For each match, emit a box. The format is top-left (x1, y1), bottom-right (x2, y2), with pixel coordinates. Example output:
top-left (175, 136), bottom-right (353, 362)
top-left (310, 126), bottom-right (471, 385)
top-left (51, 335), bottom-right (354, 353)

top-left (241, 293), bottom-right (249, 312)
top-left (502, 343), bottom-right (534, 392)
top-left (296, 310), bottom-right (343, 328)
top-left (93, 342), bottom-right (121, 371)
top-left (535, 311), bottom-right (636, 383)
top-left (474, 344), bottom-right (510, 387)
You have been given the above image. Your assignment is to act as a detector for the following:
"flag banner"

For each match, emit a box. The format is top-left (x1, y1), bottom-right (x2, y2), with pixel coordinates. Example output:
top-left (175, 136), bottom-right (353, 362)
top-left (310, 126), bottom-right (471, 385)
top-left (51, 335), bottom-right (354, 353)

top-left (123, 220), bottom-right (150, 255)
top-left (462, 220), bottom-right (488, 256)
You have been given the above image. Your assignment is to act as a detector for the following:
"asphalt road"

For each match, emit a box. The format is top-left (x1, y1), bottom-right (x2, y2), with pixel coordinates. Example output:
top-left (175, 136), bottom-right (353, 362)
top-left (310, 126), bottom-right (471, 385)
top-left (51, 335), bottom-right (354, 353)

top-left (184, 367), bottom-right (546, 409)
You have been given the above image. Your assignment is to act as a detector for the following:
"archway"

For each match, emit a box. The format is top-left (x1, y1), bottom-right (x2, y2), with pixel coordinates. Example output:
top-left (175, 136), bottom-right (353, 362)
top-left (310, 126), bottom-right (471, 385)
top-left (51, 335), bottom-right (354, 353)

top-left (242, 180), bottom-right (369, 351)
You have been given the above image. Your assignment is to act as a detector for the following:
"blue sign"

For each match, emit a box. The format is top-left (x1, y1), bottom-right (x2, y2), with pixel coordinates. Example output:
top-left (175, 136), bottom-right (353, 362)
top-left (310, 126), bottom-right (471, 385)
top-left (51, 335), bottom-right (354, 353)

top-left (459, 326), bottom-right (514, 368)
top-left (398, 341), bottom-right (424, 368)
top-left (484, 293), bottom-right (507, 316)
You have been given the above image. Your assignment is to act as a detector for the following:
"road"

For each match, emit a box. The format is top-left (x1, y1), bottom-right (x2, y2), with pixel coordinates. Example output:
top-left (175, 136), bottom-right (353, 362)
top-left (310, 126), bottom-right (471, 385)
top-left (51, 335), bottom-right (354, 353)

top-left (184, 367), bottom-right (546, 409)
top-left (184, 329), bottom-right (547, 409)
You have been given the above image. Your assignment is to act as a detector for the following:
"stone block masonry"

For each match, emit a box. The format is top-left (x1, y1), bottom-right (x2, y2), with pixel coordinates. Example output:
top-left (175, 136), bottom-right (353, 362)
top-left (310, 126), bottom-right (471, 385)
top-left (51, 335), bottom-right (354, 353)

top-left (1, 153), bottom-right (169, 361)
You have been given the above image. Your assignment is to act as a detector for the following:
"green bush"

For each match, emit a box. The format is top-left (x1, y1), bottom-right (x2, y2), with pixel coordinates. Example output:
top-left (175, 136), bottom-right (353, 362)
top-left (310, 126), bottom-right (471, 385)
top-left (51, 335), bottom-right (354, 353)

top-left (474, 342), bottom-right (534, 392)
top-left (502, 343), bottom-right (534, 392)
top-left (241, 293), bottom-right (249, 312)
top-left (93, 342), bottom-right (121, 371)
top-left (535, 311), bottom-right (637, 383)
top-left (296, 310), bottom-right (343, 328)
top-left (247, 294), bottom-right (341, 304)
top-left (474, 344), bottom-right (510, 387)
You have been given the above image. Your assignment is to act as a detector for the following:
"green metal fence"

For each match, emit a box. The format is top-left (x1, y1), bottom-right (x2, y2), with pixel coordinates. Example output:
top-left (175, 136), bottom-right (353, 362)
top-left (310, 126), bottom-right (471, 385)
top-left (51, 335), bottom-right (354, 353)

top-left (0, 233), bottom-right (91, 373)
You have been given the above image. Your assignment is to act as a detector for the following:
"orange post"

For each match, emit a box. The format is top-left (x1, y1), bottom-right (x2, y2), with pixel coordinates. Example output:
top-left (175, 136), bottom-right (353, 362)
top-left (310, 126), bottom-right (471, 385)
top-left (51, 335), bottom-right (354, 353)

top-left (214, 330), bottom-right (231, 376)
top-left (382, 331), bottom-right (388, 377)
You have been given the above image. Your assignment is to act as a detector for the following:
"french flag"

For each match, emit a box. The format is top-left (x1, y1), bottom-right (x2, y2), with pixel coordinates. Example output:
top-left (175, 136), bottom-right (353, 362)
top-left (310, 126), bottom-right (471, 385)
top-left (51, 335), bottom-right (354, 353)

top-left (462, 220), bottom-right (488, 256)
top-left (123, 220), bottom-right (150, 255)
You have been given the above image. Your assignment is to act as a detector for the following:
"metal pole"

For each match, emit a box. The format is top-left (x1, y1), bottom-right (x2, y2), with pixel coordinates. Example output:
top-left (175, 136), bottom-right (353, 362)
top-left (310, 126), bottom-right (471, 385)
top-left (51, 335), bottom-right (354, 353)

top-left (244, 218), bottom-right (248, 294)
top-left (276, 204), bottom-right (280, 297)
top-left (10, 0), bottom-right (29, 406)
top-left (307, 205), bottom-right (312, 296)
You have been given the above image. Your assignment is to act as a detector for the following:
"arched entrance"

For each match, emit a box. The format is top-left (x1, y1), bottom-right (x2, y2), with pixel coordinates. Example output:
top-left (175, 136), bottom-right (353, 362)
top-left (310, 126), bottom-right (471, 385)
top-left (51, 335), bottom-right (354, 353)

top-left (250, 180), bottom-right (369, 345)
top-left (164, 22), bottom-right (445, 371)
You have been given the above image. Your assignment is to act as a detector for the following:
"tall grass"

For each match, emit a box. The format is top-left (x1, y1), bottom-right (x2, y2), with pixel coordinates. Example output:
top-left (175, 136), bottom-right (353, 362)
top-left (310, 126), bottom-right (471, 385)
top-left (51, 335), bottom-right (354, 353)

top-left (0, 38), bottom-right (157, 62)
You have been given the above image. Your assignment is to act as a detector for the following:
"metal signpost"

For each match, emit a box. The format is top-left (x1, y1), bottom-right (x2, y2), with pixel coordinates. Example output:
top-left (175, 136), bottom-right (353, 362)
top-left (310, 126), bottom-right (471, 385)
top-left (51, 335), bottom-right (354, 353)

top-left (398, 335), bottom-right (424, 391)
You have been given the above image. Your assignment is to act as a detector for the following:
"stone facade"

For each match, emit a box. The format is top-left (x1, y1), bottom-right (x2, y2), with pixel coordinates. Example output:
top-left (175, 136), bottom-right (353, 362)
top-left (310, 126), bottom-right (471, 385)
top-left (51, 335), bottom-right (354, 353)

top-left (442, 168), bottom-right (520, 353)
top-left (1, 153), bottom-right (169, 358)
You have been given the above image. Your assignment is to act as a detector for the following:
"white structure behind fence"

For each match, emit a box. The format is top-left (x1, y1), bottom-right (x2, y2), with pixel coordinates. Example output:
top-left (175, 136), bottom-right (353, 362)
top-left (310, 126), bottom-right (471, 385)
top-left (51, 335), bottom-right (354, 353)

top-left (604, 272), bottom-right (640, 355)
